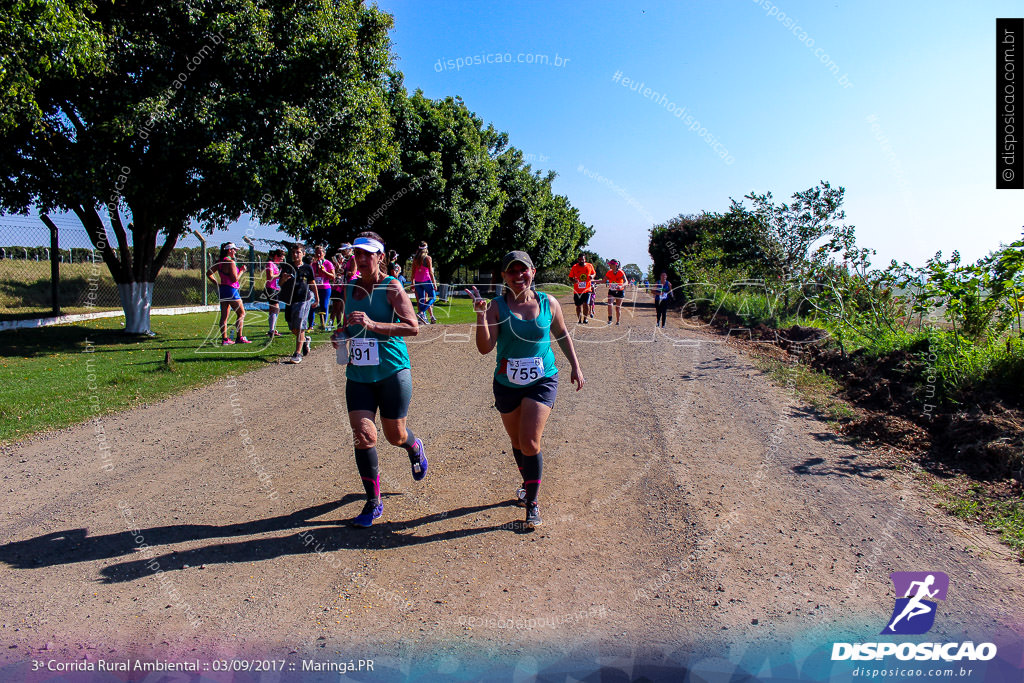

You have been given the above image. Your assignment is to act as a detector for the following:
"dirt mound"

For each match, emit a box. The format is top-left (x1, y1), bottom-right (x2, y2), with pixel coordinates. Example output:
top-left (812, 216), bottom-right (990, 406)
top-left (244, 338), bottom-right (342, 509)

top-left (838, 413), bottom-right (932, 452)
top-left (688, 307), bottom-right (1024, 483)
top-left (933, 407), bottom-right (1024, 481)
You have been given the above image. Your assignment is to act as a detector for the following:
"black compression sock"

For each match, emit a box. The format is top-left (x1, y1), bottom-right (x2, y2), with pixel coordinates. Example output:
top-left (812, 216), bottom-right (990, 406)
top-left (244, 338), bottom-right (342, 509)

top-left (400, 429), bottom-right (419, 461)
top-left (354, 447), bottom-right (380, 501)
top-left (512, 448), bottom-right (526, 484)
top-left (521, 451), bottom-right (542, 503)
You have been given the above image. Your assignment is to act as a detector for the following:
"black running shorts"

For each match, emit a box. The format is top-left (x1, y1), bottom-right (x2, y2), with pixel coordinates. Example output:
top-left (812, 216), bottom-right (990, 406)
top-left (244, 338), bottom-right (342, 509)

top-left (492, 374), bottom-right (558, 414)
top-left (346, 368), bottom-right (412, 419)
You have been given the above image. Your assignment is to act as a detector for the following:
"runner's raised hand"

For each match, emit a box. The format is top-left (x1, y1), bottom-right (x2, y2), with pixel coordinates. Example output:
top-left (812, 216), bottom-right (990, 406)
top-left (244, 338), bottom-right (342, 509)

top-left (464, 286), bottom-right (488, 313)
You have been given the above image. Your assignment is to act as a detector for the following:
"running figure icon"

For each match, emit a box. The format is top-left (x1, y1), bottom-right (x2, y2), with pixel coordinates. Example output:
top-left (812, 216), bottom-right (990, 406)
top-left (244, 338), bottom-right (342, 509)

top-left (881, 571), bottom-right (949, 635)
top-left (887, 575), bottom-right (938, 631)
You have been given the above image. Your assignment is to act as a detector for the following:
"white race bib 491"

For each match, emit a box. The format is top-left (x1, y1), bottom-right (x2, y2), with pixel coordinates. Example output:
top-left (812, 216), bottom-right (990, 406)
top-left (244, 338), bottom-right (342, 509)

top-left (349, 338), bottom-right (380, 366)
top-left (506, 357), bottom-right (544, 385)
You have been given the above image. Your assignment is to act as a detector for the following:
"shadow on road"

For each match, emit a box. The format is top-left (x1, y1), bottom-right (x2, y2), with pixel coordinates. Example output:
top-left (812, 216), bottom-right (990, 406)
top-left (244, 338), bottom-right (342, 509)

top-left (0, 496), bottom-right (521, 583)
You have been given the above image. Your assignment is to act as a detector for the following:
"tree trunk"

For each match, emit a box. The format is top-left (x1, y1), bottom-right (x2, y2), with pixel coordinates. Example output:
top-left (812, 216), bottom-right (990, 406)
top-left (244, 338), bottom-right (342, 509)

top-left (68, 204), bottom-right (182, 335)
top-left (118, 282), bottom-right (155, 335)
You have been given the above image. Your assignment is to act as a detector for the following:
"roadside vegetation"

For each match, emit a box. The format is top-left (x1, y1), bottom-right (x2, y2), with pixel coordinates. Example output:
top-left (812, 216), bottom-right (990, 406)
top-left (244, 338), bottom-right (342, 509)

top-left (650, 181), bottom-right (1024, 557)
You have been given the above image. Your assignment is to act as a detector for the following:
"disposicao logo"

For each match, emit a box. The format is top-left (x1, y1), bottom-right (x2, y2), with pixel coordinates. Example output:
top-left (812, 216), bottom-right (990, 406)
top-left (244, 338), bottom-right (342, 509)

top-left (831, 571), bottom-right (997, 662)
top-left (882, 571), bottom-right (948, 635)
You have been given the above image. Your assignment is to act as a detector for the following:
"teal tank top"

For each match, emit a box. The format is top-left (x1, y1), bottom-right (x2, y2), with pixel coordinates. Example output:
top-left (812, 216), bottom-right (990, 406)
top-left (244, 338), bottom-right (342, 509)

top-left (493, 291), bottom-right (559, 388)
top-left (344, 276), bottom-right (411, 383)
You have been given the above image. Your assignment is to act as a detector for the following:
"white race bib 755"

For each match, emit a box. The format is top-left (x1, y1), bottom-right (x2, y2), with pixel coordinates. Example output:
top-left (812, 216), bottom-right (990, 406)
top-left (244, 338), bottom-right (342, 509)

top-left (506, 357), bottom-right (544, 385)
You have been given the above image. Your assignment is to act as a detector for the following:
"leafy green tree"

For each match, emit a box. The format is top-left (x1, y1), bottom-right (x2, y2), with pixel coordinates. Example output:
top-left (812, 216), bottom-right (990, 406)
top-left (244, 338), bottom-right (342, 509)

top-left (464, 146), bottom-right (548, 278)
top-left (648, 213), bottom-right (709, 285)
top-left (475, 148), bottom-right (593, 278)
top-left (0, 0), bottom-right (106, 131)
top-left (581, 250), bottom-right (608, 277)
top-left (1, 0), bottom-right (397, 332)
top-left (530, 192), bottom-right (593, 273)
top-left (744, 180), bottom-right (853, 279)
top-left (327, 77), bottom-right (592, 280)
top-left (323, 81), bottom-right (503, 280)
top-left (622, 263), bottom-right (643, 282)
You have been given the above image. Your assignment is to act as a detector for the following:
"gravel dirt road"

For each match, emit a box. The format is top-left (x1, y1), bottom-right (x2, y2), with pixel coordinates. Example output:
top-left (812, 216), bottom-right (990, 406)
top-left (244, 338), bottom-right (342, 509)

top-left (1, 296), bottom-right (1022, 676)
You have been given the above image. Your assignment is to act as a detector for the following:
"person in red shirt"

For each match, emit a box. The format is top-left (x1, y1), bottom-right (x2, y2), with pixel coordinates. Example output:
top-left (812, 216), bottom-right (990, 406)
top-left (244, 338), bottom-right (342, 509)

top-left (568, 254), bottom-right (596, 324)
top-left (605, 259), bottom-right (627, 325)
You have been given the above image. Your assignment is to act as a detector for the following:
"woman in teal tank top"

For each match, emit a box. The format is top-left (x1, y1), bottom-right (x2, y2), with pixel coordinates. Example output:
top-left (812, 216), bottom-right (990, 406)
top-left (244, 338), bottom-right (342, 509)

top-left (330, 231), bottom-right (427, 528)
top-left (467, 250), bottom-right (585, 529)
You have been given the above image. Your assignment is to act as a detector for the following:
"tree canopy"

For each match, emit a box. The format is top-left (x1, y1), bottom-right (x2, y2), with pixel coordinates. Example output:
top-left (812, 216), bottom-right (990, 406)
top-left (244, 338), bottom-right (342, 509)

top-left (0, 0), bottom-right (398, 331)
top-left (309, 77), bottom-right (594, 280)
top-left (648, 181), bottom-right (855, 288)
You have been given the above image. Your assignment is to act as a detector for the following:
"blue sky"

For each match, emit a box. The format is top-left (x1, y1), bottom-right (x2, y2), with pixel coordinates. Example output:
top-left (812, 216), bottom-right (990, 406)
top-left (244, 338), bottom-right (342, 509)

top-left (13, 1), bottom-right (1021, 273)
top-left (339, 0), bottom-right (1021, 272)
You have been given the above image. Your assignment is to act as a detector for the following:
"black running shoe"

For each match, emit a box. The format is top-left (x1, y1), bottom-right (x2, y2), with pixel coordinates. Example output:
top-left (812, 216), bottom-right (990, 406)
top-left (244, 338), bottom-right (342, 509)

top-left (302, 338), bottom-right (311, 356)
top-left (525, 502), bottom-right (542, 528)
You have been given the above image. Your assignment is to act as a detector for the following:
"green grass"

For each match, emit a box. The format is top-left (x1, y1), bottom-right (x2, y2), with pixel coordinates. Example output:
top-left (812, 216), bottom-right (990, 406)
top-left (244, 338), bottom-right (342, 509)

top-left (0, 259), bottom-right (229, 318)
top-left (0, 310), bottom-right (313, 443)
top-left (939, 485), bottom-right (1024, 557)
top-left (751, 353), bottom-right (858, 427)
top-left (698, 283), bottom-right (1024, 408)
top-left (986, 500), bottom-right (1024, 555)
top-left (536, 283), bottom-right (572, 296)
top-left (420, 294), bottom-right (478, 325)
top-left (1, 290), bottom-right (533, 443)
top-left (1, 285), bottom-right (576, 444)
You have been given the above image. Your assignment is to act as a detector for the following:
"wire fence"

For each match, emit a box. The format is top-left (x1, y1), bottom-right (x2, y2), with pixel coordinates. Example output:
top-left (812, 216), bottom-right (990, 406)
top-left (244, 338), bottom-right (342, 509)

top-left (1, 215), bottom-right (582, 322)
top-left (0, 217), bottom-right (273, 321)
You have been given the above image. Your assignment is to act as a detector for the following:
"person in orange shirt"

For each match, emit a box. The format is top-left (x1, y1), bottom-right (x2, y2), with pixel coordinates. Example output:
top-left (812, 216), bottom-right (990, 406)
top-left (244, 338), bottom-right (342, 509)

top-left (568, 253), bottom-right (596, 324)
top-left (605, 259), bottom-right (627, 325)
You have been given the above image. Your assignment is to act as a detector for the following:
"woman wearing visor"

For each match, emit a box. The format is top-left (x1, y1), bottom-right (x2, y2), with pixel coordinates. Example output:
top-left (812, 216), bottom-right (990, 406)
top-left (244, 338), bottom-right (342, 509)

top-left (331, 232), bottom-right (427, 528)
top-left (466, 251), bottom-right (585, 529)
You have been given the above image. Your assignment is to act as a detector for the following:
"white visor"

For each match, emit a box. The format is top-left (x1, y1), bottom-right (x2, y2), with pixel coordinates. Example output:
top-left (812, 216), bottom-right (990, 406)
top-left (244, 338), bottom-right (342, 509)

top-left (352, 237), bottom-right (385, 254)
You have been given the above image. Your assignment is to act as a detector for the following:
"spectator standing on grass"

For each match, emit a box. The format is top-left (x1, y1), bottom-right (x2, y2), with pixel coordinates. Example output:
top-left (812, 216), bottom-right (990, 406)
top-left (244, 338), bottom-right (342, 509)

top-left (466, 251), bottom-right (585, 529)
top-left (263, 248), bottom-right (285, 337)
top-left (278, 244), bottom-right (318, 363)
top-left (309, 245), bottom-right (336, 331)
top-left (206, 242), bottom-right (250, 345)
top-left (330, 244), bottom-right (355, 329)
top-left (568, 253), bottom-right (596, 324)
top-left (330, 231), bottom-right (426, 528)
top-left (412, 241), bottom-right (438, 325)
top-left (390, 262), bottom-right (407, 287)
top-left (652, 272), bottom-right (671, 328)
